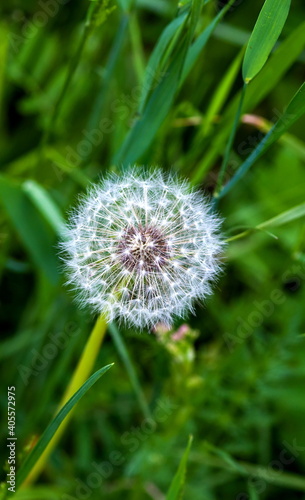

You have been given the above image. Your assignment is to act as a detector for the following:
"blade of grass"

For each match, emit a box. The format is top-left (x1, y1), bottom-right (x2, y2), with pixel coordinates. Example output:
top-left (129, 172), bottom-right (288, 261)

top-left (214, 82), bottom-right (247, 196)
top-left (202, 46), bottom-right (244, 137)
top-left (82, 14), bottom-right (129, 163)
top-left (138, 11), bottom-right (188, 114)
top-left (117, 0), bottom-right (136, 11)
top-left (0, 22), bottom-right (8, 134)
top-left (40, 1), bottom-right (115, 155)
top-left (192, 450), bottom-right (305, 491)
top-left (23, 180), bottom-right (66, 237)
top-left (166, 435), bottom-right (193, 500)
top-left (181, 0), bottom-right (237, 83)
top-left (114, 0), bottom-right (236, 166)
top-left (203, 442), bottom-right (247, 473)
top-left (218, 82), bottom-right (305, 198)
top-left (242, 0), bottom-right (291, 83)
top-left (0, 175), bottom-right (59, 284)
top-left (128, 12), bottom-right (146, 82)
top-left (113, 0), bottom-right (201, 166)
top-left (242, 113), bottom-right (305, 161)
top-left (137, 1), bottom-right (213, 112)
top-left (15, 363), bottom-right (113, 491)
top-left (226, 201), bottom-right (305, 243)
top-left (22, 313), bottom-right (108, 486)
top-left (108, 322), bottom-right (152, 419)
top-left (192, 20), bottom-right (305, 183)
top-left (7, 487), bottom-right (65, 500)
top-left (2, 147), bottom-right (89, 188)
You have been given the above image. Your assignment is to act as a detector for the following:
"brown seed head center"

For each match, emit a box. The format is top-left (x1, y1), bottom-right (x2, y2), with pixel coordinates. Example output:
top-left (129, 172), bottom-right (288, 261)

top-left (117, 225), bottom-right (169, 273)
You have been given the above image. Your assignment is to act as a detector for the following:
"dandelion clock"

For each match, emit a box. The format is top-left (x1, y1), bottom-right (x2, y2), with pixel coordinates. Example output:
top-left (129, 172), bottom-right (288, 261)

top-left (61, 168), bottom-right (223, 329)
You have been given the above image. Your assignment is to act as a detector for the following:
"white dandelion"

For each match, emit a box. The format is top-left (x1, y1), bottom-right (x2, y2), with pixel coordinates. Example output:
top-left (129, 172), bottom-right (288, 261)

top-left (61, 168), bottom-right (224, 329)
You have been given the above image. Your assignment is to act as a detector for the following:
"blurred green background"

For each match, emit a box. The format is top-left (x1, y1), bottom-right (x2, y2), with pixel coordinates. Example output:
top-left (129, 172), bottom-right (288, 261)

top-left (1, 0), bottom-right (305, 498)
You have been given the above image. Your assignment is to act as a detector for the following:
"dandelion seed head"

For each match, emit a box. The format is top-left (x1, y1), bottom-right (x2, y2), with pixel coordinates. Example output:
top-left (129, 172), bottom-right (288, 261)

top-left (61, 168), bottom-right (224, 329)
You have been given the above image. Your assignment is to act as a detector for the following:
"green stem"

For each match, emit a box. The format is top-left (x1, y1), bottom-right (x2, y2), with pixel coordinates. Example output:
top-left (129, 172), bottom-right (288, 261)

top-left (192, 452), bottom-right (305, 491)
top-left (214, 82), bottom-right (247, 197)
top-left (108, 322), bottom-right (152, 419)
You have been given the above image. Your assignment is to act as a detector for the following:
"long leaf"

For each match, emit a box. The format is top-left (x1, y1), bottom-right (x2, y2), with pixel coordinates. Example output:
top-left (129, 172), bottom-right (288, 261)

top-left (226, 201), bottom-right (305, 243)
top-left (113, 0), bottom-right (200, 166)
top-left (258, 202), bottom-right (305, 230)
top-left (84, 14), bottom-right (129, 152)
top-left (0, 175), bottom-right (59, 284)
top-left (23, 180), bottom-right (66, 237)
top-left (202, 46), bottom-right (244, 137)
top-left (16, 364), bottom-right (113, 490)
top-left (166, 435), bottom-right (193, 500)
top-left (219, 82), bottom-right (305, 198)
top-left (138, 12), bottom-right (188, 114)
top-left (242, 0), bottom-right (291, 83)
top-left (181, 0), bottom-right (237, 83)
top-left (113, 0), bottom-right (233, 166)
top-left (192, 20), bottom-right (305, 183)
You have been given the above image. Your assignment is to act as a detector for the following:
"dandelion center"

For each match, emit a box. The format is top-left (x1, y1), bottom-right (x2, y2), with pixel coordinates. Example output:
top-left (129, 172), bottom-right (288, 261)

top-left (117, 225), bottom-right (170, 273)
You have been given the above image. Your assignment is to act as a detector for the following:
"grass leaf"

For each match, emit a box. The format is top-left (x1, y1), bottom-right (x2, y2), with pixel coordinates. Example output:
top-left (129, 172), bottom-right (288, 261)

top-left (242, 0), bottom-right (291, 83)
top-left (138, 12), bottom-right (188, 114)
top-left (16, 364), bottom-right (113, 490)
top-left (258, 202), bottom-right (305, 230)
top-left (182, 0), bottom-right (237, 83)
top-left (113, 0), bottom-right (226, 166)
top-left (202, 46), bottom-right (244, 137)
top-left (226, 201), bottom-right (305, 243)
top-left (166, 435), bottom-right (193, 500)
top-left (219, 82), bottom-right (305, 198)
top-left (23, 180), bottom-right (66, 237)
top-left (193, 19), bottom-right (305, 183)
top-left (0, 175), bottom-right (59, 284)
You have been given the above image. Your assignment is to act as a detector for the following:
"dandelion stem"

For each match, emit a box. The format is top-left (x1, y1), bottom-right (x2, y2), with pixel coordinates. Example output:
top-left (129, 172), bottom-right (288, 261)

top-left (21, 313), bottom-right (107, 487)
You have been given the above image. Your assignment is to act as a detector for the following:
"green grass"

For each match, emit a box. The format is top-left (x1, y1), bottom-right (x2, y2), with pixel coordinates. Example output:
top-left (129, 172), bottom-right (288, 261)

top-left (1, 0), bottom-right (305, 499)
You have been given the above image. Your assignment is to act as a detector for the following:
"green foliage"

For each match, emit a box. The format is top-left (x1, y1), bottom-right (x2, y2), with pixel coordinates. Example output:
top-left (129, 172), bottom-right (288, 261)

top-left (242, 0), bottom-right (291, 83)
top-left (1, 0), bottom-right (305, 499)
top-left (219, 81), bottom-right (305, 198)
top-left (165, 435), bottom-right (193, 500)
top-left (16, 364), bottom-right (113, 490)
